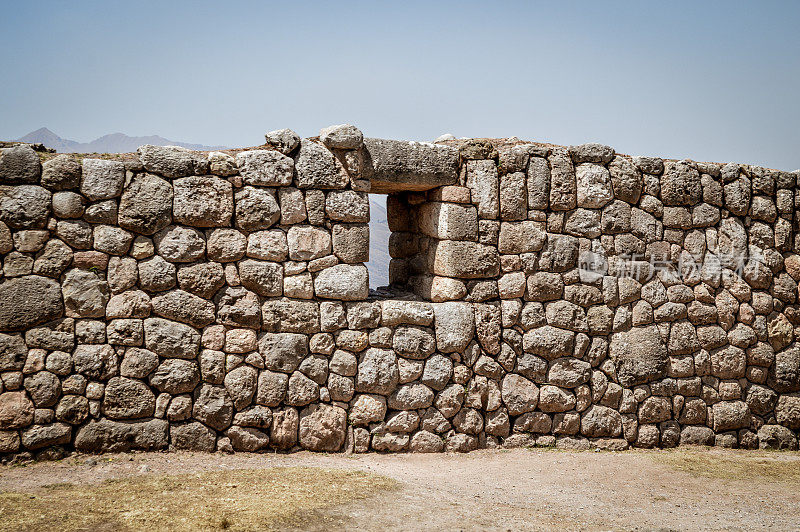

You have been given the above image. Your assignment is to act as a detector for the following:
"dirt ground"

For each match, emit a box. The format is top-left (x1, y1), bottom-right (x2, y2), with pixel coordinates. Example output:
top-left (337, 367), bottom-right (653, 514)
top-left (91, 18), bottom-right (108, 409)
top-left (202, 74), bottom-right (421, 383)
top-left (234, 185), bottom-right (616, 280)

top-left (1, 447), bottom-right (799, 531)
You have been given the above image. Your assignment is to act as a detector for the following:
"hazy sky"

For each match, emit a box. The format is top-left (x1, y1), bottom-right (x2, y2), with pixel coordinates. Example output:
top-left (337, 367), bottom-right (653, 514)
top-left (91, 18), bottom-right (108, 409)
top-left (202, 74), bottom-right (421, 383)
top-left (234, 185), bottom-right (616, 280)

top-left (2, 1), bottom-right (798, 170)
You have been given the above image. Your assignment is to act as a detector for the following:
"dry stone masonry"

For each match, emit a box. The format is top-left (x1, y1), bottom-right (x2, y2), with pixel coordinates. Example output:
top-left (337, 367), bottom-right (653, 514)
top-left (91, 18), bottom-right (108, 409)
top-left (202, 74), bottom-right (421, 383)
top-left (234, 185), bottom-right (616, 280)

top-left (1, 125), bottom-right (800, 458)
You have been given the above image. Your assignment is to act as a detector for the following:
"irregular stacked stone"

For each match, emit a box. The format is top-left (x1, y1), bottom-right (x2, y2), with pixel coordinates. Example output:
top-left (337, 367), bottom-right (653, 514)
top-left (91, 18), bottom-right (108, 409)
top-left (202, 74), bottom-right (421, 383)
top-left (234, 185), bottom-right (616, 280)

top-left (0, 127), bottom-right (799, 457)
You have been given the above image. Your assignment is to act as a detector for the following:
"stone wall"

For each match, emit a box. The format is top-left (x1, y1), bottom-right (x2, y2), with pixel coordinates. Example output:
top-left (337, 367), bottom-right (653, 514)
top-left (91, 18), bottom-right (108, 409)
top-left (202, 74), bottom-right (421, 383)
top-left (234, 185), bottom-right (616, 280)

top-left (1, 125), bottom-right (799, 457)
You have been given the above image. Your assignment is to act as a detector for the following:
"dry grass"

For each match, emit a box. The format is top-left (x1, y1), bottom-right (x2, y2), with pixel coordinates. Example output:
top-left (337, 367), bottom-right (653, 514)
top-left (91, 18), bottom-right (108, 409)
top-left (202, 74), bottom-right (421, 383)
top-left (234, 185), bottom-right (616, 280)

top-left (0, 466), bottom-right (397, 532)
top-left (653, 448), bottom-right (800, 484)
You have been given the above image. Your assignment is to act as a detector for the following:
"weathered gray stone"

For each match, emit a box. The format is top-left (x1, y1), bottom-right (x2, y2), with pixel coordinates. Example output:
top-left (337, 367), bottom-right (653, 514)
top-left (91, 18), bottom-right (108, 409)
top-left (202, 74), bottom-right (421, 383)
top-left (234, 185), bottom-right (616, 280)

top-left (171, 421), bottom-right (216, 451)
top-left (192, 384), bottom-right (234, 431)
top-left (216, 286), bottom-right (261, 328)
top-left (173, 175), bottom-right (233, 227)
top-left (581, 405), bottom-right (622, 437)
top-left (434, 302), bottom-right (475, 353)
top-left (0, 145), bottom-right (41, 183)
top-left (235, 150), bottom-right (293, 187)
top-left (548, 358), bottom-right (591, 388)
top-left (238, 259), bottom-right (283, 297)
top-left (176, 262), bottom-right (225, 299)
top-left (320, 124), bottom-right (364, 150)
top-left (0, 276), bottom-right (63, 331)
top-left (234, 186), bottom-right (280, 231)
top-left (81, 159), bottom-right (125, 200)
top-left (609, 325), bottom-right (668, 386)
top-left (661, 161), bottom-right (701, 205)
top-left (501, 374), bottom-right (539, 415)
top-left (143, 317), bottom-right (200, 359)
top-left (569, 143), bottom-right (614, 164)
top-left (52, 190), bottom-right (85, 218)
top-left (388, 383), bottom-right (435, 410)
top-left (287, 225), bottom-right (331, 260)
top-left (356, 348), bottom-right (399, 395)
top-left (265, 128), bottom-right (301, 155)
top-left (0, 333), bottom-right (27, 371)
top-left (224, 365), bottom-right (258, 410)
top-left (0, 185), bottom-right (51, 229)
top-left (138, 145), bottom-right (201, 178)
top-left (41, 154), bottom-right (81, 190)
top-left (294, 140), bottom-right (349, 189)
top-left (102, 376), bottom-right (155, 419)
top-left (151, 289), bottom-right (215, 328)
top-left (259, 333), bottom-right (308, 373)
top-left (363, 138), bottom-right (457, 193)
top-left (118, 174), bottom-right (173, 235)
top-left (522, 326), bottom-right (575, 360)
top-left (55, 395), bottom-right (89, 425)
top-left (314, 264), bottom-right (368, 300)
top-left (575, 163), bottom-right (613, 208)
top-left (73, 344), bottom-right (118, 380)
top-left (154, 225), bottom-right (205, 262)
top-left (326, 190), bottom-right (370, 222)
top-left (137, 255), bottom-right (176, 292)
top-left (712, 400), bottom-right (750, 431)
top-left (75, 418), bottom-right (168, 452)
top-left (432, 240), bottom-right (500, 278)
top-left (207, 228), bottom-right (247, 262)
top-left (298, 403), bottom-right (347, 451)
top-left (120, 347), bottom-right (158, 379)
top-left (262, 299), bottom-right (320, 334)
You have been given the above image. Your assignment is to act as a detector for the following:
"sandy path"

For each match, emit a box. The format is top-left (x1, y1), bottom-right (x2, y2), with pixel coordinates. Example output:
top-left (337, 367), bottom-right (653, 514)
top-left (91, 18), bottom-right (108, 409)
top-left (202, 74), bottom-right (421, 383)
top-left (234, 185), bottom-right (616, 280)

top-left (1, 448), bottom-right (799, 531)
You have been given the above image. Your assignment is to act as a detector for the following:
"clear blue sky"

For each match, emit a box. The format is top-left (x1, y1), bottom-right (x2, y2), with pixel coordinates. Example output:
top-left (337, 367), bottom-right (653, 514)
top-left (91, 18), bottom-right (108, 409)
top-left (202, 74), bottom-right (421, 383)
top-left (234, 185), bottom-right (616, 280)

top-left (1, 1), bottom-right (798, 170)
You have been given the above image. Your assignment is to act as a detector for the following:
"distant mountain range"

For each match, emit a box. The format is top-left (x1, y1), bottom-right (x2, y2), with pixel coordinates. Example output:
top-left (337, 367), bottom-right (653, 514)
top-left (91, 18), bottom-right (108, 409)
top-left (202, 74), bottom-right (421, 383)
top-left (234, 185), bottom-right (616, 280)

top-left (16, 128), bottom-right (225, 153)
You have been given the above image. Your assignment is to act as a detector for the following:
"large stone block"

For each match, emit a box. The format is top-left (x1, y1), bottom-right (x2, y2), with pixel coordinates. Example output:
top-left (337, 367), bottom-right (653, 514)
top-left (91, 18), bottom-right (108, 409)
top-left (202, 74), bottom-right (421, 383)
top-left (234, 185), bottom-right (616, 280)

top-left (355, 348), bottom-right (399, 395)
top-left (609, 325), bottom-right (668, 386)
top-left (262, 299), bottom-right (320, 333)
top-left (75, 418), bottom-right (168, 452)
top-left (0, 185), bottom-right (51, 229)
top-left (235, 149), bottom-right (293, 186)
top-left (118, 174), bottom-right (173, 235)
top-left (287, 225), bottom-right (331, 260)
top-left (433, 302), bottom-right (475, 353)
top-left (102, 376), bottom-right (156, 419)
top-left (259, 332), bottom-right (308, 373)
top-left (299, 403), bottom-right (347, 451)
top-left (149, 358), bottom-right (200, 394)
top-left (418, 202), bottom-right (478, 241)
top-left (172, 175), bottom-right (233, 227)
top-left (314, 264), bottom-right (368, 300)
top-left (238, 259), bottom-right (283, 297)
top-left (294, 140), bottom-right (349, 189)
top-left (465, 159), bottom-right (499, 219)
top-left (0, 144), bottom-right (41, 183)
top-left (62, 269), bottom-right (109, 318)
top-left (575, 163), bottom-right (613, 208)
top-left (431, 240), bottom-right (500, 279)
top-left (0, 276), bottom-right (63, 331)
top-left (138, 145), bottom-right (201, 178)
top-left (363, 138), bottom-right (457, 193)
top-left (143, 317), bottom-right (200, 359)
top-left (498, 221), bottom-right (546, 254)
top-left (81, 159), bottom-right (125, 200)
top-left (522, 326), bottom-right (575, 360)
top-left (661, 161), bottom-right (701, 206)
top-left (234, 186), bottom-right (280, 231)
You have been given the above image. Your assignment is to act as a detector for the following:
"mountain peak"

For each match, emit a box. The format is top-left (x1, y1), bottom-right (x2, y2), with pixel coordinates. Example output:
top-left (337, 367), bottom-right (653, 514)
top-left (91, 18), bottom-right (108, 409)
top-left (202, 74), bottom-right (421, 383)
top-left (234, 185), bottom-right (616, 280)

top-left (14, 129), bottom-right (224, 153)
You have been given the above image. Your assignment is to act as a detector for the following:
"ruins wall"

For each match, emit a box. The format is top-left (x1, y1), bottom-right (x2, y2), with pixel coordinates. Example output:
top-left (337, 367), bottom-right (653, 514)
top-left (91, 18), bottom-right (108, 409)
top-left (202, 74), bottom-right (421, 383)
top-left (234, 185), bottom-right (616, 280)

top-left (0, 124), bottom-right (799, 456)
